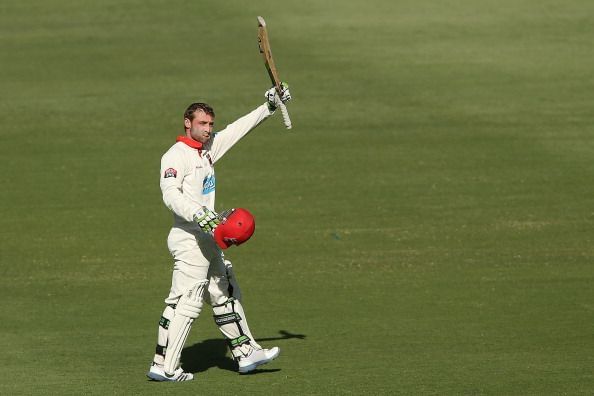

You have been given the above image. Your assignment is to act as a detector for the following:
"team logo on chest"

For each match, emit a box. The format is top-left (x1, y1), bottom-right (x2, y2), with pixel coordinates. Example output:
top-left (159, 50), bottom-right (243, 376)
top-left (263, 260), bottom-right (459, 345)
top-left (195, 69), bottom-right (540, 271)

top-left (202, 174), bottom-right (216, 194)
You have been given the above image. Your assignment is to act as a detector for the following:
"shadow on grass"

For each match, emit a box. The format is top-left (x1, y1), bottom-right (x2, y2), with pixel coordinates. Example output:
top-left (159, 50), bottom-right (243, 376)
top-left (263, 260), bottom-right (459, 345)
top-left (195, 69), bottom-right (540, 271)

top-left (180, 330), bottom-right (306, 374)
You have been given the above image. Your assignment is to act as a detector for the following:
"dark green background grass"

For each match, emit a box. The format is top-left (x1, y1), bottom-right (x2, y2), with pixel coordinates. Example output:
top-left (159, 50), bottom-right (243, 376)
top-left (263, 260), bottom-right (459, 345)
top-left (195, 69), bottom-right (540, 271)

top-left (1, 0), bottom-right (593, 394)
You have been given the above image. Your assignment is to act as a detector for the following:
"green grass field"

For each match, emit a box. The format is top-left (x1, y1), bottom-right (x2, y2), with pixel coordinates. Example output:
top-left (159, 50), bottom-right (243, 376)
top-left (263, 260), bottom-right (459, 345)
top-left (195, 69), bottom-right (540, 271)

top-left (1, 0), bottom-right (593, 394)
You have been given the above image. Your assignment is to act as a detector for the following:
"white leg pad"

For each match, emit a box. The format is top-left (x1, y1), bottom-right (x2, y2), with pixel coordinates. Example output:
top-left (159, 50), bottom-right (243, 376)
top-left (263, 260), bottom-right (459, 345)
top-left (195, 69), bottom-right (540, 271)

top-left (152, 305), bottom-right (175, 366)
top-left (213, 298), bottom-right (262, 350)
top-left (209, 260), bottom-right (262, 349)
top-left (163, 280), bottom-right (208, 375)
top-left (233, 299), bottom-right (262, 349)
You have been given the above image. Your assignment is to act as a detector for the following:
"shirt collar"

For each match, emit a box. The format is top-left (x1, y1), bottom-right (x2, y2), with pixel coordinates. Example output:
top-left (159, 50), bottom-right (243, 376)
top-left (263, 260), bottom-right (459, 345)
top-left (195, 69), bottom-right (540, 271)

top-left (176, 135), bottom-right (203, 150)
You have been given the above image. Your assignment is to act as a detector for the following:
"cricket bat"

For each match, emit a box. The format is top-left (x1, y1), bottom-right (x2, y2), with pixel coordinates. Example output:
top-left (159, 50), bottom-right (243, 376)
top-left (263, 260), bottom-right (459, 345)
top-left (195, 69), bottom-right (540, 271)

top-left (257, 16), bottom-right (292, 129)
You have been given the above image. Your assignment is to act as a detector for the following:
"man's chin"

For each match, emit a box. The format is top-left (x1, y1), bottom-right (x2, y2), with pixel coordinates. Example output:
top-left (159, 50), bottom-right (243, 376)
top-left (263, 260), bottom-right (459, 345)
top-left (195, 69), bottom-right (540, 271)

top-left (192, 136), bottom-right (210, 143)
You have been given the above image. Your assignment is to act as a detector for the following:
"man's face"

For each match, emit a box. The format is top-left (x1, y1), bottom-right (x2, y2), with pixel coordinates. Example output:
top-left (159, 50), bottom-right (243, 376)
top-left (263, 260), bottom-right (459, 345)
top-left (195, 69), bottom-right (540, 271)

top-left (185, 110), bottom-right (214, 144)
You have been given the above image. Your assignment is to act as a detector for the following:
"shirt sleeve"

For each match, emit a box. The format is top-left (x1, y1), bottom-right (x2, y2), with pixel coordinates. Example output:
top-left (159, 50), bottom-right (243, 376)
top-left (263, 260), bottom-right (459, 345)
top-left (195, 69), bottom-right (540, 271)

top-left (208, 103), bottom-right (273, 163)
top-left (159, 147), bottom-right (201, 222)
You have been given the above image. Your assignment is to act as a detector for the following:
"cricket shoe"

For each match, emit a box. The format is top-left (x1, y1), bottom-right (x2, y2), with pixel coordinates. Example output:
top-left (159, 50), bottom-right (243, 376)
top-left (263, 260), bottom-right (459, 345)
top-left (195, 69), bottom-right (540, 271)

top-left (238, 347), bottom-right (280, 374)
top-left (146, 362), bottom-right (194, 382)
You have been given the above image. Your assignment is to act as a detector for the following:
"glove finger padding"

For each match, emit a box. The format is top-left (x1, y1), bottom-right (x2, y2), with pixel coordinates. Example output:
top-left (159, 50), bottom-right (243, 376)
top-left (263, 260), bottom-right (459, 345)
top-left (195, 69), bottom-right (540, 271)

top-left (264, 82), bottom-right (291, 111)
top-left (194, 206), bottom-right (220, 233)
top-left (279, 82), bottom-right (291, 103)
top-left (265, 87), bottom-right (278, 110)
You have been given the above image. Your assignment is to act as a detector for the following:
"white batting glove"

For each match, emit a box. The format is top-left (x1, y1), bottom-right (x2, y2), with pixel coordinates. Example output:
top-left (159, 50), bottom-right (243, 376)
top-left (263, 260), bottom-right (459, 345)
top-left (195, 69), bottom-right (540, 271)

top-left (278, 82), bottom-right (291, 103)
top-left (193, 206), bottom-right (220, 234)
top-left (265, 82), bottom-right (291, 111)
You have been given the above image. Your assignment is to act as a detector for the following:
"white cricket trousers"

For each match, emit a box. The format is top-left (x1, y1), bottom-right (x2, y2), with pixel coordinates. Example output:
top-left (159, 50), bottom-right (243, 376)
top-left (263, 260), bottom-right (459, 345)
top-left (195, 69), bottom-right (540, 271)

top-left (164, 226), bottom-right (228, 305)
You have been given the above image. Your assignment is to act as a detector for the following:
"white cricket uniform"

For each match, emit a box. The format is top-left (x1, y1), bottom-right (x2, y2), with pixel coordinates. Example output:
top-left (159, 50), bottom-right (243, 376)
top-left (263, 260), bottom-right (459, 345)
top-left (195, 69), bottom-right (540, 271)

top-left (159, 104), bottom-right (272, 305)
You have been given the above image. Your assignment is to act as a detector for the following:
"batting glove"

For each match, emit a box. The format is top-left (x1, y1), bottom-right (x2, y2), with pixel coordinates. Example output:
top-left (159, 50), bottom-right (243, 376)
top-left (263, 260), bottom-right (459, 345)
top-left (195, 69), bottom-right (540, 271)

top-left (265, 82), bottom-right (291, 111)
top-left (194, 206), bottom-right (220, 233)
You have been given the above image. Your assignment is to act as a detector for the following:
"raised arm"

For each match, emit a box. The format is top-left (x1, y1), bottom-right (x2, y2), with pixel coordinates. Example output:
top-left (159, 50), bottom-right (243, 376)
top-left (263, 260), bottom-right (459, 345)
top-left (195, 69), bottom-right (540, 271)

top-left (208, 103), bottom-right (272, 163)
top-left (209, 84), bottom-right (292, 163)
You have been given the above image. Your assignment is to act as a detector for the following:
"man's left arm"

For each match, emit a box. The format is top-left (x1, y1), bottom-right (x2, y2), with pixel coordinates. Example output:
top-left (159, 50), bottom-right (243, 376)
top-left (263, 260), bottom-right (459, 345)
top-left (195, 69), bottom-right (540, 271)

top-left (209, 103), bottom-right (272, 162)
top-left (209, 84), bottom-right (292, 162)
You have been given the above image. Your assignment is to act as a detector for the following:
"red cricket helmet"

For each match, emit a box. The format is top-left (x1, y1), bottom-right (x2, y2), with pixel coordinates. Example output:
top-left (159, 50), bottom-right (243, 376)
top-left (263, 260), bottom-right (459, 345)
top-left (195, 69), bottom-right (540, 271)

top-left (214, 208), bottom-right (256, 249)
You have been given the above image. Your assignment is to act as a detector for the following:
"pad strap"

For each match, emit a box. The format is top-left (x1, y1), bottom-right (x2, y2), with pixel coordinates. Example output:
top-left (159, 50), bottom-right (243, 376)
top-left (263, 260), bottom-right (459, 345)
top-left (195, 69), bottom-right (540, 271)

top-left (229, 335), bottom-right (251, 349)
top-left (155, 344), bottom-right (166, 357)
top-left (159, 316), bottom-right (171, 329)
top-left (214, 312), bottom-right (242, 326)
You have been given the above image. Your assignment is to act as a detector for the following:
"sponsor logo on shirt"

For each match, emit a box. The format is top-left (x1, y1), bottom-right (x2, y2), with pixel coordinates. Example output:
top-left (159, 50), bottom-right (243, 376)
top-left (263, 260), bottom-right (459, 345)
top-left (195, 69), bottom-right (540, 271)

top-left (164, 168), bottom-right (177, 178)
top-left (202, 174), bottom-right (215, 194)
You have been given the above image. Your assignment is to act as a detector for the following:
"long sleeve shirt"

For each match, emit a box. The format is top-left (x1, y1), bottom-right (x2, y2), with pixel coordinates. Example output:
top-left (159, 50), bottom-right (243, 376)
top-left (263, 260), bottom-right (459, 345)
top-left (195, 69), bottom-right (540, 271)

top-left (159, 103), bottom-right (272, 230)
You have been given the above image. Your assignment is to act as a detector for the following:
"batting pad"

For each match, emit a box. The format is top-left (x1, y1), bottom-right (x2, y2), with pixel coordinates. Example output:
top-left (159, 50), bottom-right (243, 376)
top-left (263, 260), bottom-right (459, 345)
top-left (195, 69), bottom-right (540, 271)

top-left (212, 298), bottom-right (262, 353)
top-left (153, 305), bottom-right (175, 366)
top-left (164, 280), bottom-right (208, 375)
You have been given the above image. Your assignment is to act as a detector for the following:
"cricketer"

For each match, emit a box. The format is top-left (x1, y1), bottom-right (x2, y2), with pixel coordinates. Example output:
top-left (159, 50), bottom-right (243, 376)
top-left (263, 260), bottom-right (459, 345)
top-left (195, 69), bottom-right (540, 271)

top-left (146, 85), bottom-right (292, 381)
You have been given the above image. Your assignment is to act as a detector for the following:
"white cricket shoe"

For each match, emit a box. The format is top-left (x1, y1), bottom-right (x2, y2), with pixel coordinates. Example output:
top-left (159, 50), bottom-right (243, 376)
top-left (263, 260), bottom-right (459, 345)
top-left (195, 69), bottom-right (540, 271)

top-left (146, 362), bottom-right (194, 382)
top-left (238, 347), bottom-right (280, 374)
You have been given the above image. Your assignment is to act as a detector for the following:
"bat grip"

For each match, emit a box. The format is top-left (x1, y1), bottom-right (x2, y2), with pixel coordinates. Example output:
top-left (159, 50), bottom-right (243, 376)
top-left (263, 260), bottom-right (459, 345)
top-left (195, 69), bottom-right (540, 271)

top-left (278, 102), bottom-right (292, 129)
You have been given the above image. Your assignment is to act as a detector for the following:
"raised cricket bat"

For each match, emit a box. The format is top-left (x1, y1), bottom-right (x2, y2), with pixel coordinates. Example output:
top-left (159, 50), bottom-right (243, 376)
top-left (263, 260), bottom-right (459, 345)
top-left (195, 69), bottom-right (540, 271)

top-left (257, 16), bottom-right (292, 129)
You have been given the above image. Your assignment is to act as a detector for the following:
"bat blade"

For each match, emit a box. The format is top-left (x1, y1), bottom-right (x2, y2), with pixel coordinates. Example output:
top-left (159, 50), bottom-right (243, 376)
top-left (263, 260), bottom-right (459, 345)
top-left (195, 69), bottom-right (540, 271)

top-left (257, 16), bottom-right (292, 129)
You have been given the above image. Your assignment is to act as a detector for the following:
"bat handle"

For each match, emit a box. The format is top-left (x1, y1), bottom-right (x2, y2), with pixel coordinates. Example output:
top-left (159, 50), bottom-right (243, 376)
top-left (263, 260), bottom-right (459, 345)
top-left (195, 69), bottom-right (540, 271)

top-left (278, 102), bottom-right (292, 129)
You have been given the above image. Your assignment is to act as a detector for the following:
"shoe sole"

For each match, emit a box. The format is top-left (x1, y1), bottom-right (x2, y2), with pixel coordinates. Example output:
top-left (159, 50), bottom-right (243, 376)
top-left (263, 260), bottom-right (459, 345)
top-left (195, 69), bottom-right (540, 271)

top-left (146, 368), bottom-right (194, 382)
top-left (238, 348), bottom-right (280, 374)
top-left (147, 371), bottom-right (167, 381)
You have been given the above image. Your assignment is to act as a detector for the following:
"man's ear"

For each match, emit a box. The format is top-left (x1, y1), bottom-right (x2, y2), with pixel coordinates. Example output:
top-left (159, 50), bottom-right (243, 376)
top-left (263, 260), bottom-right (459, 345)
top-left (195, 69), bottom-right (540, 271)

top-left (184, 118), bottom-right (191, 129)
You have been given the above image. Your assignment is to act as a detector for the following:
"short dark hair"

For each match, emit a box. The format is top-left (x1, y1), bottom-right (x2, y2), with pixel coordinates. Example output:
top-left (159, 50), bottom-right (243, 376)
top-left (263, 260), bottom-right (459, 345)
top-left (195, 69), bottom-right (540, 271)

top-left (184, 102), bottom-right (215, 121)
